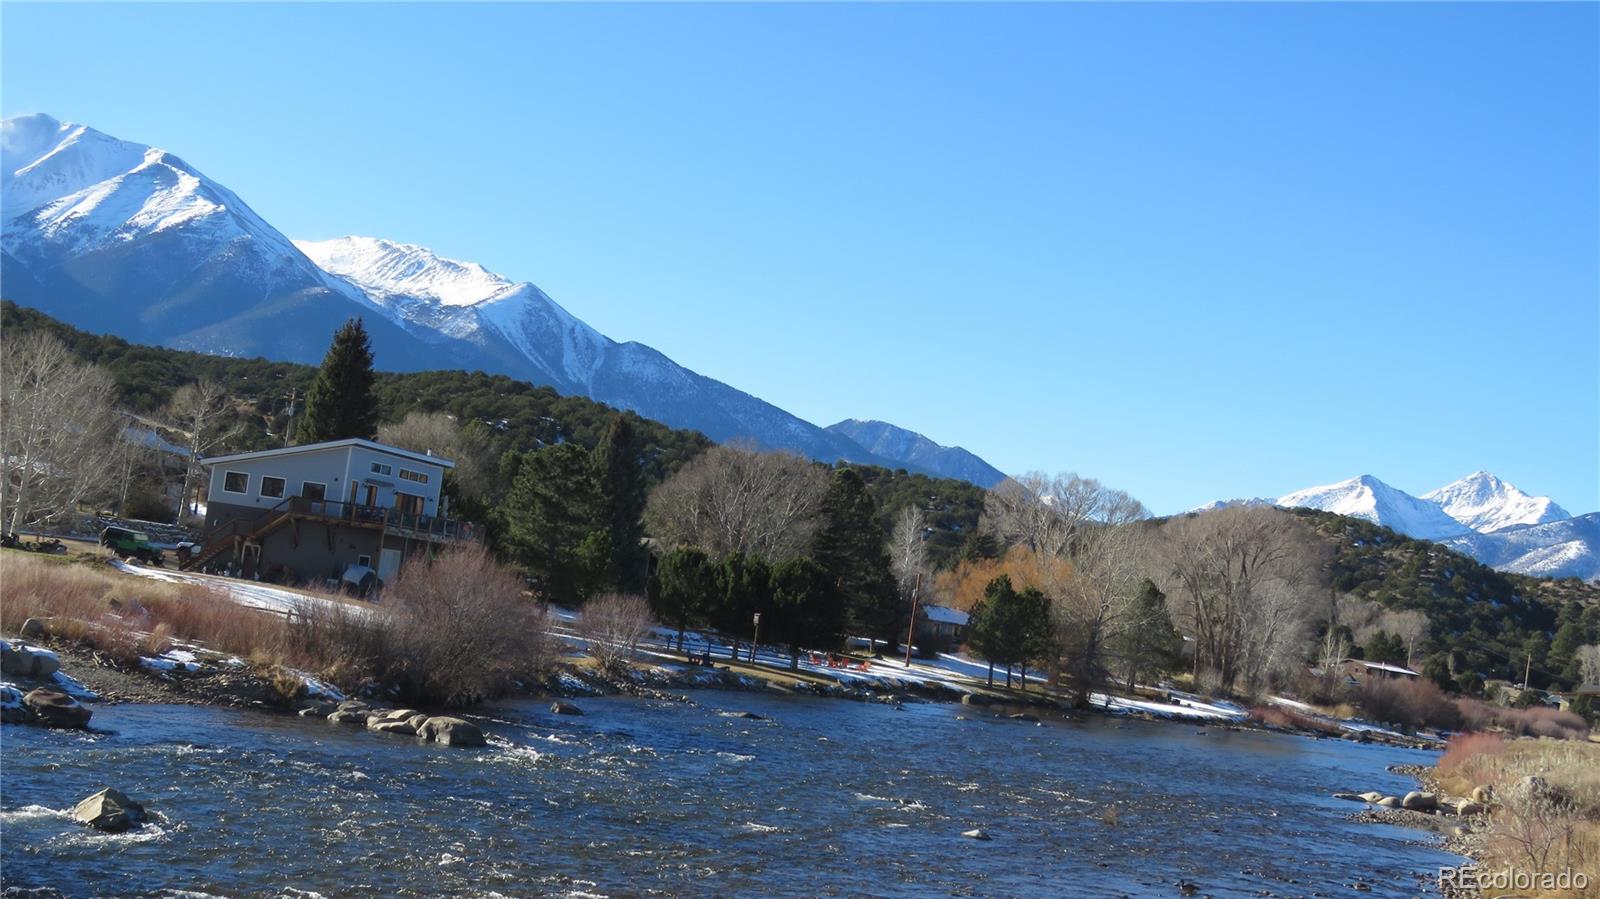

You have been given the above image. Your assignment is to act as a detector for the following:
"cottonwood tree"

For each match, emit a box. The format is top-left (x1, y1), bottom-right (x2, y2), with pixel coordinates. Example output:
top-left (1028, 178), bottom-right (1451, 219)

top-left (168, 378), bottom-right (241, 519)
top-left (888, 504), bottom-right (930, 604)
top-left (644, 444), bottom-right (828, 561)
top-left (1159, 506), bottom-right (1325, 696)
top-left (1576, 644), bottom-right (1600, 687)
top-left (1, 333), bottom-right (122, 534)
top-left (579, 593), bottom-right (656, 673)
top-left (378, 411), bottom-right (496, 504)
top-left (980, 471), bottom-right (1151, 704)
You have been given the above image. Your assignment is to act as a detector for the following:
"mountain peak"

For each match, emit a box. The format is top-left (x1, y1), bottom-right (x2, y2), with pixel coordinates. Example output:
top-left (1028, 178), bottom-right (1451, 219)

top-left (1277, 474), bottom-right (1471, 540)
top-left (1424, 471), bottom-right (1569, 534)
top-left (294, 236), bottom-right (518, 308)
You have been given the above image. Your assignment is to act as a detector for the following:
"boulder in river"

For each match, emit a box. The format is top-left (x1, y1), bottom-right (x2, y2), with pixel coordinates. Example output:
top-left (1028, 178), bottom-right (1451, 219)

top-left (960, 693), bottom-right (990, 707)
top-left (71, 788), bottom-right (145, 833)
top-left (22, 687), bottom-right (90, 729)
top-left (1007, 713), bottom-right (1039, 723)
top-left (418, 716), bottom-right (486, 747)
top-left (1359, 791), bottom-right (1385, 803)
top-left (550, 701), bottom-right (583, 716)
top-left (962, 828), bottom-right (991, 841)
top-left (1, 641), bottom-right (61, 679)
top-left (1375, 796), bottom-right (1401, 809)
top-left (1401, 791), bottom-right (1438, 813)
top-left (369, 719), bottom-right (418, 736)
top-left (1, 684), bottom-right (33, 724)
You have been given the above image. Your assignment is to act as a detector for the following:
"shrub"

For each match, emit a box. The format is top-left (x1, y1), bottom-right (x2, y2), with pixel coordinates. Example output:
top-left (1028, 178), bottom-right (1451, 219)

top-left (1455, 697), bottom-right (1589, 740)
top-left (1358, 676), bottom-right (1462, 732)
top-left (579, 592), bottom-right (655, 673)
top-left (1249, 705), bottom-right (1343, 736)
top-left (1438, 732), bottom-right (1506, 771)
top-left (375, 545), bottom-right (551, 705)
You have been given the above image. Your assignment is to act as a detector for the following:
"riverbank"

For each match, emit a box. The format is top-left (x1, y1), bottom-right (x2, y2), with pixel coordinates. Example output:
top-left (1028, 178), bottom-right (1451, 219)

top-left (1, 548), bottom-right (1448, 752)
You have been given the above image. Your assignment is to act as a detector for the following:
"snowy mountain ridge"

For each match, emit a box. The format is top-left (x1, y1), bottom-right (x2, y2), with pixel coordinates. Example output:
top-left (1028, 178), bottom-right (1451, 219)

top-left (1195, 472), bottom-right (1593, 582)
top-left (1, 114), bottom-right (1007, 485)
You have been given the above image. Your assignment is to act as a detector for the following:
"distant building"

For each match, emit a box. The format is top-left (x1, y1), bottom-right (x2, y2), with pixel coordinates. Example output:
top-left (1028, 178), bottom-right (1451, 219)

top-left (1337, 658), bottom-right (1420, 684)
top-left (916, 604), bottom-right (971, 648)
top-left (185, 438), bottom-right (478, 586)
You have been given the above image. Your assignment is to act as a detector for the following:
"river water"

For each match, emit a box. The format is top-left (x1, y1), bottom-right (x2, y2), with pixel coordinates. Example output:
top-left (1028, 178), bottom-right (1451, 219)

top-left (1, 691), bottom-right (1462, 898)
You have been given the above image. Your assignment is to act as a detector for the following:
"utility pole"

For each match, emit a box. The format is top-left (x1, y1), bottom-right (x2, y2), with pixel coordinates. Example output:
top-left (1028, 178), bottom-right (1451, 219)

top-left (1523, 652), bottom-right (1532, 692)
top-left (903, 573), bottom-right (922, 668)
top-left (282, 388), bottom-right (298, 447)
top-left (749, 612), bottom-right (761, 665)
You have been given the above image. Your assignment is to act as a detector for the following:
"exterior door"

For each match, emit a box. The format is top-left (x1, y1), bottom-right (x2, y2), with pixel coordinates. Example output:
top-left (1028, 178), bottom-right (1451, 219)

top-left (378, 548), bottom-right (403, 583)
top-left (363, 484), bottom-right (379, 507)
top-left (394, 492), bottom-right (424, 516)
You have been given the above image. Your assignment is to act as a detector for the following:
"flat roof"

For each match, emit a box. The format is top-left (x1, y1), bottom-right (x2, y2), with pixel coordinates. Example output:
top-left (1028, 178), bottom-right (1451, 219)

top-left (201, 438), bottom-right (455, 469)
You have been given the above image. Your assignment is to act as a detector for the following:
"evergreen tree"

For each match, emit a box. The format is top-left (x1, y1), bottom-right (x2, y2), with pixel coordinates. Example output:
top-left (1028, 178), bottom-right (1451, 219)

top-left (714, 553), bottom-right (773, 659)
top-left (812, 468), bottom-right (898, 647)
top-left (1017, 585), bottom-right (1056, 692)
top-left (298, 318), bottom-right (378, 443)
top-left (1422, 652), bottom-right (1457, 693)
top-left (591, 414), bottom-right (650, 593)
top-left (654, 547), bottom-right (717, 652)
top-left (498, 443), bottom-right (610, 602)
top-left (1110, 579), bottom-right (1184, 690)
top-left (967, 575), bottom-right (1032, 688)
top-left (769, 557), bottom-right (845, 670)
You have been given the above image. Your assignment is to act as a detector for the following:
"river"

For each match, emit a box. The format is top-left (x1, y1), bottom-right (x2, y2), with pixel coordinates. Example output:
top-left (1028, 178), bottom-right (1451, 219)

top-left (1, 691), bottom-right (1463, 897)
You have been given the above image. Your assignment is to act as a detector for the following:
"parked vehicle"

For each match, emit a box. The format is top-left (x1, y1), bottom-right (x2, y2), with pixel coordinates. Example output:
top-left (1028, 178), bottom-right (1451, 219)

top-left (100, 526), bottom-right (164, 566)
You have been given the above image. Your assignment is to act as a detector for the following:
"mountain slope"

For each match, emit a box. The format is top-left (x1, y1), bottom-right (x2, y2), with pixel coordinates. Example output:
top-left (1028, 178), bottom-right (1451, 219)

top-left (0, 114), bottom-right (490, 370)
top-left (1440, 513), bottom-right (1600, 582)
top-left (824, 419), bottom-right (1006, 487)
top-left (1276, 475), bottom-right (1472, 540)
top-left (0, 116), bottom-right (915, 470)
top-left (1423, 471), bottom-right (1570, 534)
top-left (297, 236), bottom-right (897, 467)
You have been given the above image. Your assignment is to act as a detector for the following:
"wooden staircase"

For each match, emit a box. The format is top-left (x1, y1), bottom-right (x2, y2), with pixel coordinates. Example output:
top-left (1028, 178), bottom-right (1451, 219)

top-left (179, 499), bottom-right (297, 572)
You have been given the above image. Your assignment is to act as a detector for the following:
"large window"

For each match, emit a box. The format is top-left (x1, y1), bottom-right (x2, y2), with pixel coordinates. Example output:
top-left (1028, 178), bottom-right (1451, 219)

top-left (223, 471), bottom-right (249, 494)
top-left (300, 481), bottom-right (327, 501)
top-left (260, 476), bottom-right (286, 499)
top-left (398, 468), bottom-right (430, 485)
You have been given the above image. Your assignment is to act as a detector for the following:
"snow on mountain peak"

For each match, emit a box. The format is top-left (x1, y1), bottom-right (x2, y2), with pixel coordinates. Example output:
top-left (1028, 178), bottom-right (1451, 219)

top-left (294, 236), bottom-right (517, 308)
top-left (1276, 474), bottom-right (1472, 540)
top-left (1423, 471), bottom-right (1570, 534)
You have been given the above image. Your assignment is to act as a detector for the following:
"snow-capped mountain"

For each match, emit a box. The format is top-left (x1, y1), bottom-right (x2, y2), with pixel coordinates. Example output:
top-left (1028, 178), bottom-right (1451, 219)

top-left (1423, 471), bottom-right (1570, 534)
top-left (1441, 513), bottom-right (1600, 583)
top-left (1198, 472), bottom-right (1593, 582)
top-left (1277, 475), bottom-right (1473, 540)
top-left (2, 116), bottom-right (989, 479)
top-left (1189, 497), bottom-right (1274, 514)
top-left (0, 114), bottom-right (472, 369)
top-left (824, 419), bottom-right (1006, 487)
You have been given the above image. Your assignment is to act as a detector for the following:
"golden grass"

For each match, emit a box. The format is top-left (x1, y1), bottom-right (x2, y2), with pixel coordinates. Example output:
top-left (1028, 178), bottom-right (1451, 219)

top-left (1438, 737), bottom-right (1600, 897)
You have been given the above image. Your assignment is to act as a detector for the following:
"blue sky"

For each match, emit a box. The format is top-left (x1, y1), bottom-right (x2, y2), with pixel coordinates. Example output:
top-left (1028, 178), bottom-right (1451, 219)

top-left (4, 2), bottom-right (1595, 515)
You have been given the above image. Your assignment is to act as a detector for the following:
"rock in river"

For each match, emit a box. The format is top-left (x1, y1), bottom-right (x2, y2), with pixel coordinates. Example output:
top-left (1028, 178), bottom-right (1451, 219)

top-left (2, 684), bottom-right (33, 724)
top-left (962, 828), bottom-right (991, 841)
top-left (71, 788), bottom-right (146, 833)
top-left (550, 701), bottom-right (583, 716)
top-left (22, 687), bottom-right (90, 729)
top-left (418, 716), bottom-right (486, 747)
top-left (1, 641), bottom-right (61, 679)
top-left (1401, 791), bottom-right (1438, 813)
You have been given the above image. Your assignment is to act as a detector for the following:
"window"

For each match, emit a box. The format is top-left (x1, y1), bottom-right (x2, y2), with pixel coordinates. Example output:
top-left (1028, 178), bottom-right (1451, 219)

top-left (300, 482), bottom-right (327, 501)
top-left (370, 462), bottom-right (393, 476)
top-left (398, 468), bottom-right (430, 485)
top-left (357, 554), bottom-right (372, 568)
top-left (223, 471), bottom-right (249, 494)
top-left (260, 476), bottom-right (285, 499)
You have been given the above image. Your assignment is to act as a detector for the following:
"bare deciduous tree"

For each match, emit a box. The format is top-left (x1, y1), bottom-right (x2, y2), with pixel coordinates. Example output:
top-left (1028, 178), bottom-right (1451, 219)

top-left (168, 378), bottom-right (241, 520)
top-left (644, 444), bottom-right (828, 561)
top-left (1, 333), bottom-right (122, 534)
top-left (579, 592), bottom-right (655, 673)
top-left (378, 411), bottom-right (496, 503)
top-left (1576, 644), bottom-right (1600, 687)
top-left (1157, 506), bottom-right (1326, 696)
top-left (887, 504), bottom-right (929, 602)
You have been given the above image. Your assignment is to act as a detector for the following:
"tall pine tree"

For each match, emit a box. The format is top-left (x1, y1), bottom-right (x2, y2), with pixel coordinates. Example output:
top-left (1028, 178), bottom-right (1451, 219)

top-left (812, 468), bottom-right (898, 647)
top-left (298, 318), bottom-right (378, 443)
top-left (591, 414), bottom-right (650, 593)
top-left (498, 443), bottom-right (611, 602)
